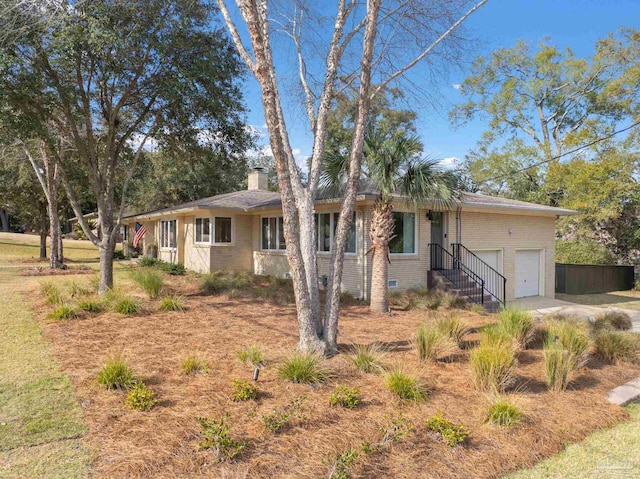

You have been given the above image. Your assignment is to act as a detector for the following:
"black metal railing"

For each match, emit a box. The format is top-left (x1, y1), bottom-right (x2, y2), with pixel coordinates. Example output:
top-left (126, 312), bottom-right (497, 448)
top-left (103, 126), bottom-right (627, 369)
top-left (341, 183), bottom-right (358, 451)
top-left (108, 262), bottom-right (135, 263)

top-left (451, 243), bottom-right (506, 307)
top-left (429, 243), bottom-right (486, 305)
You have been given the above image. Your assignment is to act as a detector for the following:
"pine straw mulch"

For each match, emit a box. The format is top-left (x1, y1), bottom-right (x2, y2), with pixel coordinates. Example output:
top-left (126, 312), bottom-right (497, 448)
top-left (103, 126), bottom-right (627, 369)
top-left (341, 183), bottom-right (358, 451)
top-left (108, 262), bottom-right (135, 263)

top-left (34, 274), bottom-right (640, 479)
top-left (20, 265), bottom-right (95, 276)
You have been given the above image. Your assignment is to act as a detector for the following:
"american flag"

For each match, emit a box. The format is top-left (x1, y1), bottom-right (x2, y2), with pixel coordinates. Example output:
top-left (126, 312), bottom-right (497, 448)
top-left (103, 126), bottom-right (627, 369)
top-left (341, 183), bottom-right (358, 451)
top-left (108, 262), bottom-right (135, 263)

top-left (132, 222), bottom-right (147, 248)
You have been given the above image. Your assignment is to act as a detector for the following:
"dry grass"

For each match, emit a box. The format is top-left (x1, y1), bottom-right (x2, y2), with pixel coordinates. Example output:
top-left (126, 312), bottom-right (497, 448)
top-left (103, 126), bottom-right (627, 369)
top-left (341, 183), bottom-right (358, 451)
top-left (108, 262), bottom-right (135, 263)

top-left (32, 274), bottom-right (640, 479)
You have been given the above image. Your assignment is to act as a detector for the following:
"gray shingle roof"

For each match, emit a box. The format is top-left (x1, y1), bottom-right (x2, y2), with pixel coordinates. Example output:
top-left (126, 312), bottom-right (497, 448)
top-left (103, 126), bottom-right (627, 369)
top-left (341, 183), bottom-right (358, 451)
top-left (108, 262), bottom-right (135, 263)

top-left (126, 185), bottom-right (574, 220)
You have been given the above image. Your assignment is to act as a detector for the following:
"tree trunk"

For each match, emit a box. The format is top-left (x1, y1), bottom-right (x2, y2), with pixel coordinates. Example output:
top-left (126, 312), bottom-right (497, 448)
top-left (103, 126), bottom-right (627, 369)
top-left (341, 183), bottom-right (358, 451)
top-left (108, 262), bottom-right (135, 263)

top-left (98, 238), bottom-right (115, 294)
top-left (0, 209), bottom-right (8, 232)
top-left (58, 231), bottom-right (64, 264)
top-left (368, 199), bottom-right (395, 313)
top-left (39, 232), bottom-right (47, 259)
top-left (47, 194), bottom-right (64, 269)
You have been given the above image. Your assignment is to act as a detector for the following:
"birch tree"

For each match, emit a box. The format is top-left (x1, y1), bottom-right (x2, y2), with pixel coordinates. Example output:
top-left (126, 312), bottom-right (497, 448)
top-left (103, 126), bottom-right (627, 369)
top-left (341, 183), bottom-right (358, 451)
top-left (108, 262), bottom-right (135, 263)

top-left (217, 0), bottom-right (488, 354)
top-left (0, 0), bottom-right (251, 292)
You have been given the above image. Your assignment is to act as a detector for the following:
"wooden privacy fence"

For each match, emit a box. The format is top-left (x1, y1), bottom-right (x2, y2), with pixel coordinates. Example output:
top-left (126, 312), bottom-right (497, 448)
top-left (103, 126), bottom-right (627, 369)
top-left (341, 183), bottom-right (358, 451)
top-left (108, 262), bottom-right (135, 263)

top-left (555, 263), bottom-right (635, 295)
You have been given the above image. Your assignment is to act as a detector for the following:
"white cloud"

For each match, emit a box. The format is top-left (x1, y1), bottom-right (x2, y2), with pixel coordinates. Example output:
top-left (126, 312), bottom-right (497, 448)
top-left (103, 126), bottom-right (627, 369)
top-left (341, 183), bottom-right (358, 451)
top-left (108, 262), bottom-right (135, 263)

top-left (452, 83), bottom-right (462, 90)
top-left (439, 156), bottom-right (458, 169)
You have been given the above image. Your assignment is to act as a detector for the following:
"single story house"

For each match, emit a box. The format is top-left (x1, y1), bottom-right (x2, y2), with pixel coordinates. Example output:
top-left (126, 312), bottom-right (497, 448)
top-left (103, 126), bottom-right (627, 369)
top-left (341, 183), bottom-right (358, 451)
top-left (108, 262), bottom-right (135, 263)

top-left (123, 168), bottom-right (575, 307)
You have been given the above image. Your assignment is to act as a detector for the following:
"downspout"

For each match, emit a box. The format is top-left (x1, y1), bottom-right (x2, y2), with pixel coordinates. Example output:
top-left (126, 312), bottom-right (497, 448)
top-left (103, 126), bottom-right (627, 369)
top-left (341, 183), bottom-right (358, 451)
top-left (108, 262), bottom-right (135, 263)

top-left (456, 207), bottom-right (462, 244)
top-left (361, 209), bottom-right (367, 301)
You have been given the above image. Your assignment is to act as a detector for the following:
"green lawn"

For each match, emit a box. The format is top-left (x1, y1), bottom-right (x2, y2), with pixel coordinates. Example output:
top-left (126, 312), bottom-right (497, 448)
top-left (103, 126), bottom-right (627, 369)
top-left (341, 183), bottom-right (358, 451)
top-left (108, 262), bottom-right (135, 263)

top-left (508, 403), bottom-right (640, 478)
top-left (0, 232), bottom-right (100, 264)
top-left (0, 269), bottom-right (90, 478)
top-left (557, 291), bottom-right (640, 312)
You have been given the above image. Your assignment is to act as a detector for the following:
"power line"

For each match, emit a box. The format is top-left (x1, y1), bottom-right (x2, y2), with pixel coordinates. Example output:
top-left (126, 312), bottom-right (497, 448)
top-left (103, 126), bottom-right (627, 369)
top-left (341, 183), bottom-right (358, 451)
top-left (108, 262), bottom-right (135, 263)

top-left (478, 120), bottom-right (640, 185)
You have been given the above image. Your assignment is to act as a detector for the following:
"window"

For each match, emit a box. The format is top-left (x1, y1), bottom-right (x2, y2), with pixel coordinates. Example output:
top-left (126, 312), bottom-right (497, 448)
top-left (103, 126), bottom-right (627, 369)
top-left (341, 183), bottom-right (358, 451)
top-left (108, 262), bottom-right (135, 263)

top-left (262, 217), bottom-right (286, 250)
top-left (314, 211), bottom-right (357, 254)
top-left (389, 212), bottom-right (416, 254)
top-left (214, 217), bottom-right (232, 243)
top-left (195, 218), bottom-right (210, 243)
top-left (161, 219), bottom-right (177, 249)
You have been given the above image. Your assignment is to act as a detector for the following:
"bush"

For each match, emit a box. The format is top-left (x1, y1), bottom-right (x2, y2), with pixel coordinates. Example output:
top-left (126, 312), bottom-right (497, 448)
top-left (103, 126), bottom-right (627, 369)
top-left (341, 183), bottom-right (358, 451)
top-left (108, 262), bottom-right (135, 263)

top-left (78, 299), bottom-right (105, 313)
top-left (231, 379), bottom-right (259, 401)
top-left (160, 294), bottom-right (185, 312)
top-left (469, 344), bottom-right (517, 393)
top-left (593, 331), bottom-right (638, 364)
top-left (385, 369), bottom-right (425, 401)
top-left (485, 398), bottom-right (521, 426)
top-left (440, 292), bottom-right (468, 310)
top-left (547, 320), bottom-right (590, 368)
top-left (181, 355), bottom-right (209, 375)
top-left (130, 269), bottom-right (163, 299)
top-left (125, 382), bottom-right (158, 411)
top-left (543, 347), bottom-right (573, 392)
top-left (278, 352), bottom-right (330, 384)
top-left (97, 356), bottom-right (136, 390)
top-left (350, 343), bottom-right (386, 373)
top-left (138, 256), bottom-right (159, 268)
top-left (261, 397), bottom-right (306, 433)
top-left (237, 345), bottom-right (264, 367)
top-left (42, 281), bottom-right (64, 305)
top-left (425, 412), bottom-right (470, 447)
top-left (497, 308), bottom-right (534, 349)
top-left (113, 249), bottom-right (125, 260)
top-left (114, 296), bottom-right (142, 315)
top-left (329, 385), bottom-right (360, 409)
top-left (592, 311), bottom-right (633, 333)
top-left (555, 239), bottom-right (613, 265)
top-left (415, 324), bottom-right (456, 362)
top-left (200, 270), bottom-right (254, 294)
top-left (327, 447), bottom-right (359, 479)
top-left (436, 315), bottom-right (470, 347)
top-left (49, 305), bottom-right (78, 320)
top-left (157, 262), bottom-right (186, 275)
top-left (198, 415), bottom-right (246, 461)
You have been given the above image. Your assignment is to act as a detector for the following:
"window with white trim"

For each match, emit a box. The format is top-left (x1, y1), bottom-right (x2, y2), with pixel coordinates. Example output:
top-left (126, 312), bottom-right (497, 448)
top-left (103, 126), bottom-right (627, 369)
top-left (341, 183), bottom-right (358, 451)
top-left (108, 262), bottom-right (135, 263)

top-left (160, 219), bottom-right (177, 248)
top-left (214, 217), bottom-right (232, 244)
top-left (314, 211), bottom-right (357, 254)
top-left (389, 212), bottom-right (416, 254)
top-left (261, 217), bottom-right (286, 250)
top-left (195, 217), bottom-right (211, 243)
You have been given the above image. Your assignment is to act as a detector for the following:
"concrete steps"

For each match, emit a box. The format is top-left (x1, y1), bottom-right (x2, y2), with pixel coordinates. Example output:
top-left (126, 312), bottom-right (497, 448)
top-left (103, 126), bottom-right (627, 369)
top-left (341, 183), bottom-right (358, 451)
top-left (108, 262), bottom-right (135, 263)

top-left (429, 270), bottom-right (501, 313)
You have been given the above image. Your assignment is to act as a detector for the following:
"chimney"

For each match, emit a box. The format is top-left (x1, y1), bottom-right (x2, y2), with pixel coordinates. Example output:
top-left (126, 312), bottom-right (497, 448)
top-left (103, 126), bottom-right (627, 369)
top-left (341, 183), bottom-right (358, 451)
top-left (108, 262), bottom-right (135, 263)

top-left (248, 167), bottom-right (268, 190)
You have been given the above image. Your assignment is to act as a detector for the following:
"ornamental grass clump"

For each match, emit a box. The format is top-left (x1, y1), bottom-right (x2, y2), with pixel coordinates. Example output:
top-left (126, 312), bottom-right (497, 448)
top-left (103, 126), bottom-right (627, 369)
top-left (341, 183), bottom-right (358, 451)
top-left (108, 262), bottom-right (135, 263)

top-left (591, 311), bottom-right (633, 333)
top-left (97, 356), bottom-right (136, 390)
top-left (547, 320), bottom-right (591, 368)
top-left (543, 346), bottom-right (573, 392)
top-left (237, 345), bottom-right (264, 367)
top-left (130, 269), bottom-right (163, 299)
top-left (160, 294), bottom-right (185, 312)
top-left (436, 314), bottom-right (470, 347)
top-left (42, 280), bottom-right (64, 305)
top-left (278, 352), bottom-right (330, 384)
top-left (181, 355), bottom-right (209, 375)
top-left (114, 296), bottom-right (142, 316)
top-left (49, 304), bottom-right (78, 320)
top-left (593, 331), bottom-right (639, 364)
top-left (350, 342), bottom-right (386, 373)
top-left (385, 369), bottom-right (426, 401)
top-left (415, 324), bottom-right (456, 362)
top-left (468, 344), bottom-right (517, 393)
top-left (497, 307), bottom-right (535, 349)
top-left (485, 398), bottom-right (522, 426)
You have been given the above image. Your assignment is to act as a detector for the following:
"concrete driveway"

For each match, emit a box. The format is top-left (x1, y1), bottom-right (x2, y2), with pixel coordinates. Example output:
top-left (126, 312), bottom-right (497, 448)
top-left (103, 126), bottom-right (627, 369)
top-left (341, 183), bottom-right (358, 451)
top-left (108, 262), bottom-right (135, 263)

top-left (510, 296), bottom-right (640, 333)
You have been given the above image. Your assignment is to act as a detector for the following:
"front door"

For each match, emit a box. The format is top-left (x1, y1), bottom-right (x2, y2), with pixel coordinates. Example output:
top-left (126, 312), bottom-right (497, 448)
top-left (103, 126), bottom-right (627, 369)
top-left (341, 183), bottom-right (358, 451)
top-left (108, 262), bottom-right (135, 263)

top-left (430, 212), bottom-right (444, 247)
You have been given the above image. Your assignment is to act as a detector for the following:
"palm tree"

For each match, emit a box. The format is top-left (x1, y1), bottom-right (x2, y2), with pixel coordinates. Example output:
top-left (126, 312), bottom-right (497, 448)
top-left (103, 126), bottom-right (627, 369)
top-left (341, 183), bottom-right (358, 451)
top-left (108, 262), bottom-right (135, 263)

top-left (321, 128), bottom-right (459, 313)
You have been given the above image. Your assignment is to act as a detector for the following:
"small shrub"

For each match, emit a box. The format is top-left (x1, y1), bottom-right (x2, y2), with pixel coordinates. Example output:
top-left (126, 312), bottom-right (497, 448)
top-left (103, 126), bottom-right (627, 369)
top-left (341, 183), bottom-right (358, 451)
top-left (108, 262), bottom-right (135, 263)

top-left (377, 414), bottom-right (415, 448)
top-left (592, 311), bottom-right (633, 332)
top-left (543, 347), bottom-right (573, 392)
top-left (130, 269), bottom-right (163, 299)
top-left (198, 414), bottom-right (246, 461)
top-left (385, 369), bottom-right (425, 401)
top-left (113, 249), bottom-right (125, 260)
top-left (231, 379), bottom-right (259, 401)
top-left (42, 281), bottom-right (64, 305)
top-left (415, 324), bottom-right (456, 362)
top-left (327, 447), bottom-right (359, 479)
top-left (49, 305), bottom-right (78, 320)
top-left (160, 294), bottom-right (184, 312)
top-left (181, 355), bottom-right (209, 375)
top-left (593, 331), bottom-right (638, 364)
top-left (440, 292), bottom-right (468, 310)
top-left (261, 397), bottom-right (306, 433)
top-left (497, 308), bottom-right (534, 348)
top-left (329, 385), bottom-right (360, 409)
top-left (485, 398), bottom-right (521, 426)
top-left (350, 343), bottom-right (386, 373)
top-left (97, 356), bottom-right (135, 390)
top-left (138, 257), bottom-right (158, 267)
top-left (237, 345), bottom-right (264, 367)
top-left (157, 262), bottom-right (186, 275)
top-left (469, 344), bottom-right (517, 393)
top-left (278, 352), bottom-right (330, 384)
top-left (339, 291), bottom-right (358, 304)
top-left (114, 296), bottom-right (142, 315)
top-left (425, 412), bottom-right (470, 447)
top-left (78, 299), bottom-right (105, 313)
top-left (436, 315), bottom-right (470, 347)
top-left (125, 382), bottom-right (158, 411)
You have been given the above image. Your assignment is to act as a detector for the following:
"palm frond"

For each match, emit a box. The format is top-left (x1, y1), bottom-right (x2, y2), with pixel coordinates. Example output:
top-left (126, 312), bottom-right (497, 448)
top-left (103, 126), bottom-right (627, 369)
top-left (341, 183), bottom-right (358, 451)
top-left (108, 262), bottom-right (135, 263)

top-left (399, 159), bottom-right (461, 209)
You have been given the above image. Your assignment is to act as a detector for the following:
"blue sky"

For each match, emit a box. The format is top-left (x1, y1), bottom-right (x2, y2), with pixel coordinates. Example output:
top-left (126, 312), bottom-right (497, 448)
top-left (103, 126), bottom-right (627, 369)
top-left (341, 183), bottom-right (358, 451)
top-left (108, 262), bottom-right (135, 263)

top-left (240, 0), bottom-right (639, 169)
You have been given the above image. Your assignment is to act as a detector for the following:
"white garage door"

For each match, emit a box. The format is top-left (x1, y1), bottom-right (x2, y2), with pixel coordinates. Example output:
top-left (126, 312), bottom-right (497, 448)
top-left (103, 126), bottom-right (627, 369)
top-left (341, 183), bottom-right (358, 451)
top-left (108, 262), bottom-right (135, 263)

top-left (515, 250), bottom-right (541, 298)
